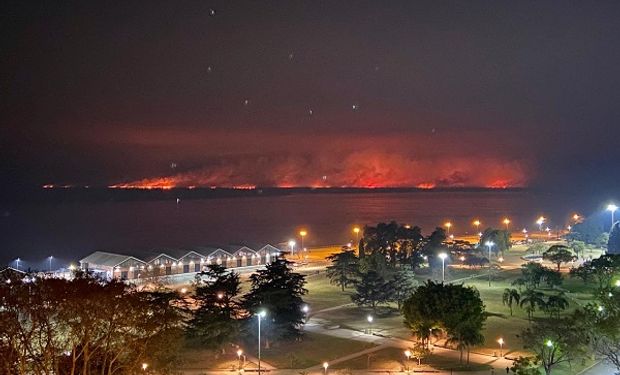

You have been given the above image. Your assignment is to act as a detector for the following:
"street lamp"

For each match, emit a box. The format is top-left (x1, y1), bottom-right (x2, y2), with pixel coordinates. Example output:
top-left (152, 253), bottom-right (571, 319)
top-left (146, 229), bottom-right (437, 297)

top-left (485, 241), bottom-right (495, 287)
top-left (302, 304), bottom-right (310, 322)
top-left (48, 256), bottom-right (53, 272)
top-left (353, 227), bottom-right (360, 243)
top-left (288, 240), bottom-right (296, 256)
top-left (607, 204), bottom-right (618, 228)
top-left (141, 363), bottom-right (148, 371)
top-left (237, 349), bottom-right (244, 369)
top-left (299, 230), bottom-right (307, 251)
top-left (15, 258), bottom-right (20, 271)
top-left (444, 222), bottom-right (452, 235)
top-left (404, 350), bottom-right (411, 360)
top-left (367, 315), bottom-right (374, 334)
top-left (497, 337), bottom-right (505, 357)
top-left (473, 220), bottom-right (481, 230)
top-left (546, 339), bottom-right (553, 348)
top-left (257, 310), bottom-right (267, 375)
top-left (438, 253), bottom-right (448, 282)
top-left (503, 218), bottom-right (511, 231)
top-left (536, 216), bottom-right (546, 232)
top-left (323, 362), bottom-right (329, 375)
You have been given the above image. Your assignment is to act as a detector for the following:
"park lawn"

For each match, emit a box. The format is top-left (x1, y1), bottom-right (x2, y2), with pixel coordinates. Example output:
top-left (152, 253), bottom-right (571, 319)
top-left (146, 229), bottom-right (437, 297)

top-left (333, 347), bottom-right (491, 372)
top-left (304, 273), bottom-right (354, 312)
top-left (180, 347), bottom-right (249, 370)
top-left (260, 332), bottom-right (375, 369)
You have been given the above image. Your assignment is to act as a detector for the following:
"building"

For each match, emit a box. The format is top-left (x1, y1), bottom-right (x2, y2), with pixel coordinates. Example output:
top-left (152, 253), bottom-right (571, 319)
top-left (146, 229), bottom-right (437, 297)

top-left (79, 244), bottom-right (281, 280)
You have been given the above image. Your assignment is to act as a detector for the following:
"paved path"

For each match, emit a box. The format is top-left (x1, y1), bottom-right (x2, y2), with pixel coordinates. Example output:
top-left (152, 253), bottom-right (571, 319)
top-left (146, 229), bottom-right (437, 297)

top-left (304, 318), bottom-right (513, 372)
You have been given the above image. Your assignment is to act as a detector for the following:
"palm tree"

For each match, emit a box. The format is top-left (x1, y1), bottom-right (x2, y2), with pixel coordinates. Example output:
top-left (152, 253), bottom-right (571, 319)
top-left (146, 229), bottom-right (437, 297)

top-left (502, 288), bottom-right (520, 316)
top-left (519, 289), bottom-right (546, 322)
top-left (544, 293), bottom-right (569, 319)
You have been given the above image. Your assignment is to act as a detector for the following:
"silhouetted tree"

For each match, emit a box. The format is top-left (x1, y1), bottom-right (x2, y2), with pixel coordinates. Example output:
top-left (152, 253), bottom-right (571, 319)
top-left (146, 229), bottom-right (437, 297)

top-left (351, 270), bottom-right (390, 313)
top-left (326, 250), bottom-right (360, 291)
top-left (543, 245), bottom-right (576, 271)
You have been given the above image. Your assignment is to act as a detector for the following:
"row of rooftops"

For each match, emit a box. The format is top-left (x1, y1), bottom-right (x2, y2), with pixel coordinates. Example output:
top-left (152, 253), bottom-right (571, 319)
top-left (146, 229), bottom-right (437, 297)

top-left (79, 244), bottom-right (282, 269)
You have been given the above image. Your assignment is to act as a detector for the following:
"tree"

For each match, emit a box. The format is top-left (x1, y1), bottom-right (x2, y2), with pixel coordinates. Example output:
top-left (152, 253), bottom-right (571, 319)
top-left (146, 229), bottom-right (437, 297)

top-left (568, 240), bottom-right (586, 259)
top-left (351, 270), bottom-right (390, 313)
top-left (567, 219), bottom-right (606, 245)
top-left (479, 228), bottom-right (511, 254)
top-left (402, 281), bottom-right (486, 362)
top-left (609, 222), bottom-right (620, 254)
top-left (520, 315), bottom-right (587, 375)
top-left (188, 264), bottom-right (241, 350)
top-left (527, 242), bottom-right (548, 255)
top-left (510, 356), bottom-right (541, 375)
top-left (570, 254), bottom-right (620, 290)
top-left (502, 288), bottom-right (521, 316)
top-left (243, 258), bottom-right (308, 346)
top-left (520, 289), bottom-right (546, 321)
top-left (326, 250), bottom-right (360, 291)
top-left (0, 272), bottom-right (186, 375)
top-left (543, 293), bottom-right (569, 319)
top-left (388, 267), bottom-right (418, 310)
top-left (543, 245), bottom-right (576, 271)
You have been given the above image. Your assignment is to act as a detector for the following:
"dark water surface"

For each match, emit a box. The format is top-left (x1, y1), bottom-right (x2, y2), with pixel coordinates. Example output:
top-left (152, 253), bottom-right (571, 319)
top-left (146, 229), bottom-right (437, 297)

top-left (0, 190), bottom-right (601, 268)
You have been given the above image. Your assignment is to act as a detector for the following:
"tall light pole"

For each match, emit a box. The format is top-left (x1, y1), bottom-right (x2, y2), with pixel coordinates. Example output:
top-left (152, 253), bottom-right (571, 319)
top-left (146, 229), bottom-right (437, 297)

top-left (15, 258), bottom-right (20, 271)
top-left (438, 253), bottom-right (448, 282)
top-left (503, 218), bottom-right (511, 231)
top-left (257, 310), bottom-right (266, 375)
top-left (353, 227), bottom-right (360, 243)
top-left (48, 256), bottom-right (53, 272)
top-left (299, 230), bottom-right (307, 252)
top-left (608, 204), bottom-right (618, 228)
top-left (497, 337), bottom-right (504, 357)
top-left (536, 216), bottom-right (546, 232)
top-left (485, 241), bottom-right (495, 287)
top-left (367, 315), bottom-right (373, 335)
top-left (444, 222), bottom-right (452, 235)
top-left (237, 349), bottom-right (244, 369)
top-left (288, 240), bottom-right (296, 257)
top-left (323, 362), bottom-right (329, 375)
top-left (473, 220), bottom-right (481, 232)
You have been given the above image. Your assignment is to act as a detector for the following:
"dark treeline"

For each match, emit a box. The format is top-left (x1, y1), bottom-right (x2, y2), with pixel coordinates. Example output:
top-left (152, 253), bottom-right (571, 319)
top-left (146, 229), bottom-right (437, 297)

top-left (0, 258), bottom-right (307, 375)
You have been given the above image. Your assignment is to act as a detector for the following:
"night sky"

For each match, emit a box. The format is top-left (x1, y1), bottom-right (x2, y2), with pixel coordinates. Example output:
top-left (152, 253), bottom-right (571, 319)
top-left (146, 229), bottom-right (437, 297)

top-left (3, 1), bottom-right (620, 192)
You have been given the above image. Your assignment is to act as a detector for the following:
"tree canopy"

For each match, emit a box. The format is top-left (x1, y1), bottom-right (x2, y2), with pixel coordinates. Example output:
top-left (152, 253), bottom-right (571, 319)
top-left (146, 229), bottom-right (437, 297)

top-left (326, 250), bottom-right (360, 291)
top-left (542, 245), bottom-right (576, 271)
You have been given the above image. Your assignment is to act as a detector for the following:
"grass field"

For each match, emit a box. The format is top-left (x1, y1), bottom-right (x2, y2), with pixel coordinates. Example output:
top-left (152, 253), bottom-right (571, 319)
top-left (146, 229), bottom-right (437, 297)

top-left (260, 332), bottom-right (375, 369)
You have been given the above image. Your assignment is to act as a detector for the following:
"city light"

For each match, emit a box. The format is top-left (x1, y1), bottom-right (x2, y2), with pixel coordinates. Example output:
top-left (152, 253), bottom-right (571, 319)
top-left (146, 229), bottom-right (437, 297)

top-left (497, 337), bottom-right (505, 356)
top-left (608, 204), bottom-right (618, 227)
top-left (299, 230), bottom-right (308, 251)
top-left (438, 253), bottom-right (448, 282)
top-left (502, 218), bottom-right (511, 230)
top-left (444, 222), bottom-right (452, 234)
top-left (536, 216), bottom-right (546, 231)
top-left (473, 219), bottom-right (481, 229)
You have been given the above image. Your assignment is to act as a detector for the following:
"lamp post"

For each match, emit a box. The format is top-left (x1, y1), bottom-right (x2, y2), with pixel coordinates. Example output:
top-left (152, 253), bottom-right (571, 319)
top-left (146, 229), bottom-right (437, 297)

top-left (367, 315), bottom-right (373, 335)
top-left (257, 311), bottom-right (266, 375)
top-left (15, 258), bottom-right (20, 271)
top-left (237, 349), bottom-right (244, 369)
top-left (288, 240), bottom-right (296, 257)
top-left (485, 241), bottom-right (495, 287)
top-left (438, 253), bottom-right (448, 282)
top-left (299, 230), bottom-right (307, 252)
top-left (142, 363), bottom-right (148, 372)
top-left (608, 204), bottom-right (618, 228)
top-left (497, 337), bottom-right (504, 357)
top-left (444, 222), bottom-right (452, 235)
top-left (48, 256), bottom-right (53, 272)
top-left (536, 216), bottom-right (545, 232)
top-left (323, 362), bottom-right (329, 375)
top-left (473, 220), bottom-right (481, 231)
top-left (302, 304), bottom-right (309, 323)
top-left (353, 227), bottom-right (360, 243)
top-left (503, 218), bottom-right (511, 231)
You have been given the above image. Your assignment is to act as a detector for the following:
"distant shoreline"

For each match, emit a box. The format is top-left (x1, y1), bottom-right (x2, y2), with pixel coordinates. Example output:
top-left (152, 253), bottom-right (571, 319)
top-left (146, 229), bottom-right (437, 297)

top-left (3, 186), bottom-right (528, 206)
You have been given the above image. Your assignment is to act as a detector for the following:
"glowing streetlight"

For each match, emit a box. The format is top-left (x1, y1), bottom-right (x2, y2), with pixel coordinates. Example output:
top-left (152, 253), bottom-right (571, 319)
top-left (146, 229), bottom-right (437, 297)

top-left (302, 304), bottom-right (310, 322)
top-left (48, 256), bottom-right (53, 272)
top-left (608, 204), bottom-right (618, 227)
top-left (497, 337), bottom-right (505, 357)
top-left (142, 363), bottom-right (148, 371)
top-left (444, 222), bottom-right (452, 234)
top-left (438, 253), bottom-right (448, 282)
top-left (288, 240), bottom-right (296, 256)
top-left (473, 219), bottom-right (481, 230)
top-left (367, 315), bottom-right (374, 334)
top-left (545, 339), bottom-right (553, 348)
top-left (573, 213), bottom-right (581, 222)
top-left (485, 241), bottom-right (495, 287)
top-left (323, 362), bottom-right (329, 375)
top-left (536, 216), bottom-right (546, 231)
top-left (257, 310), bottom-right (267, 375)
top-left (237, 349), bottom-right (244, 369)
top-left (616, 280), bottom-right (620, 287)
top-left (15, 258), bottom-right (20, 271)
top-left (299, 230), bottom-right (307, 251)
top-left (353, 227), bottom-right (361, 242)
top-left (404, 350), bottom-right (411, 360)
top-left (502, 218), bottom-right (511, 231)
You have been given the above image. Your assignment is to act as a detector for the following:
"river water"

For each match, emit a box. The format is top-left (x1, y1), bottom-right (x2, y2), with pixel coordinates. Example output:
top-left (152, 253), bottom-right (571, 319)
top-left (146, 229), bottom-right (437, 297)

top-left (0, 190), bottom-right (600, 268)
